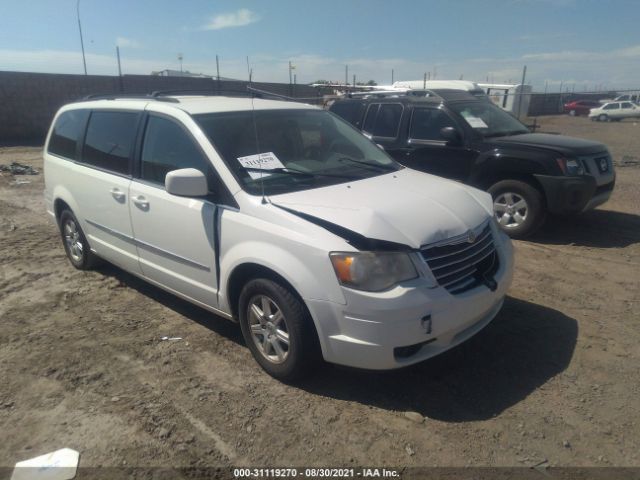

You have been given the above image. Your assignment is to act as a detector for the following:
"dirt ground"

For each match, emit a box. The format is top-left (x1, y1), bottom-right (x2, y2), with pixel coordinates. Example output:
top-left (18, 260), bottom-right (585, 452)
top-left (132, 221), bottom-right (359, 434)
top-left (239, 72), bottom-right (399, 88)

top-left (0, 115), bottom-right (639, 477)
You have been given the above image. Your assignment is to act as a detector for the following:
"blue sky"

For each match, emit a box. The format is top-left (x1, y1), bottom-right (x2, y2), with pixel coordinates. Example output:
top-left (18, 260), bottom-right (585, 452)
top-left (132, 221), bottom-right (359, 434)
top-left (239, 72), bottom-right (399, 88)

top-left (1, 0), bottom-right (639, 90)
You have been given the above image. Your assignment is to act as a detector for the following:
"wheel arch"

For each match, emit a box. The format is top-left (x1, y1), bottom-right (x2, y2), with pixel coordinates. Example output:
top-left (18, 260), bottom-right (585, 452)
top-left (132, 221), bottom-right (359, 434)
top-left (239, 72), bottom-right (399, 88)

top-left (225, 261), bottom-right (326, 359)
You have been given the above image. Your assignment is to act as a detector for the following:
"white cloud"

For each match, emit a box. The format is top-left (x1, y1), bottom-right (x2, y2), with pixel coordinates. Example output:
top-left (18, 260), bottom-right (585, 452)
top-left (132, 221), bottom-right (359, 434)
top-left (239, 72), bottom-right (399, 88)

top-left (200, 8), bottom-right (260, 31)
top-left (116, 37), bottom-right (142, 49)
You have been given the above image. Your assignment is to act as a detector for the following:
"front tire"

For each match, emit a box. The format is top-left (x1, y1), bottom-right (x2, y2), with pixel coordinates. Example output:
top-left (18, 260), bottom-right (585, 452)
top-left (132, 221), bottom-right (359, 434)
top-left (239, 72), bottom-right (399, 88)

top-left (59, 209), bottom-right (99, 270)
top-left (569, 109), bottom-right (576, 116)
top-left (598, 114), bottom-right (608, 122)
top-left (238, 278), bottom-right (320, 382)
top-left (489, 180), bottom-right (546, 238)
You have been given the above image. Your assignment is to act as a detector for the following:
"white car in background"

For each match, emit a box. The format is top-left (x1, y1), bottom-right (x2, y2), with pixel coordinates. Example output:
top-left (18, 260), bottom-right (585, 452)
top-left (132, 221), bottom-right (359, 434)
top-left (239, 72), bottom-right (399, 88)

top-left (44, 93), bottom-right (513, 381)
top-left (589, 101), bottom-right (640, 121)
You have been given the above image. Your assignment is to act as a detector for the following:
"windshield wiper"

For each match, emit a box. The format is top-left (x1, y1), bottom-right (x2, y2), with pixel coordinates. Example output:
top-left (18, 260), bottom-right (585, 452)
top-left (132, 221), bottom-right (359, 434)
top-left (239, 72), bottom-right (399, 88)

top-left (337, 157), bottom-right (398, 172)
top-left (244, 167), bottom-right (357, 179)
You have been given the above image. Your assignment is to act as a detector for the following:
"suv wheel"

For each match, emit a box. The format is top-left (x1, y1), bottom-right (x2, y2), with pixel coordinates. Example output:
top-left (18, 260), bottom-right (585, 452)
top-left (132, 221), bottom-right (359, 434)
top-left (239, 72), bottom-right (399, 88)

top-left (598, 114), bottom-right (609, 122)
top-left (59, 209), bottom-right (100, 269)
top-left (238, 278), bottom-right (320, 382)
top-left (489, 180), bottom-right (546, 238)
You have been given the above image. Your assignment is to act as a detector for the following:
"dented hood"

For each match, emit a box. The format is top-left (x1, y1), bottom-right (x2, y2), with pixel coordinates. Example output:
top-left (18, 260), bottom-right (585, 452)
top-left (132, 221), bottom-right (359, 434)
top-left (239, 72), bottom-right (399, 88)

top-left (271, 168), bottom-right (492, 249)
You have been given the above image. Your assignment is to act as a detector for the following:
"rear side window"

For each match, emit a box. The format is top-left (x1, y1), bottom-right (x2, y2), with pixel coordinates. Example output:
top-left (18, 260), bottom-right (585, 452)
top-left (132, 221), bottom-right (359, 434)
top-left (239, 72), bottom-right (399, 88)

top-left (82, 111), bottom-right (139, 175)
top-left (363, 103), bottom-right (403, 138)
top-left (621, 102), bottom-right (634, 109)
top-left (330, 102), bottom-right (365, 127)
top-left (48, 110), bottom-right (89, 160)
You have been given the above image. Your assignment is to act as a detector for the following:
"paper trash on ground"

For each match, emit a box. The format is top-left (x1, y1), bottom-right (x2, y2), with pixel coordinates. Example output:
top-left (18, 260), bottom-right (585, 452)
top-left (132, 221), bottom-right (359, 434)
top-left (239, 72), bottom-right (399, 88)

top-left (237, 152), bottom-right (285, 179)
top-left (11, 448), bottom-right (79, 480)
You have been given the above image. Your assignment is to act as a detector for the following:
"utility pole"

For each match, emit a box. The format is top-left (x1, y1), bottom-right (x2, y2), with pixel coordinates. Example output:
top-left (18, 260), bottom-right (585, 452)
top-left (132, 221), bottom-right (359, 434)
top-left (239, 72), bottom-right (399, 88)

top-left (353, 74), bottom-right (356, 87)
top-left (345, 65), bottom-right (348, 86)
top-left (116, 45), bottom-right (123, 92)
top-left (116, 46), bottom-right (122, 76)
top-left (216, 54), bottom-right (220, 81)
top-left (178, 53), bottom-right (183, 73)
top-left (76, 0), bottom-right (87, 75)
top-left (423, 72), bottom-right (427, 89)
top-left (517, 65), bottom-right (527, 119)
top-left (288, 61), bottom-right (292, 85)
top-left (391, 69), bottom-right (394, 84)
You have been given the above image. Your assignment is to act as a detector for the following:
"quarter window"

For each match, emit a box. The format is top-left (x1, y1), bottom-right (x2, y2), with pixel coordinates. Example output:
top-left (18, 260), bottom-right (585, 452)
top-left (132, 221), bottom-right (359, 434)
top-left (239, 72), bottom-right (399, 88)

top-left (82, 111), bottom-right (138, 174)
top-left (410, 108), bottom-right (458, 141)
top-left (363, 104), bottom-right (380, 133)
top-left (48, 109), bottom-right (89, 160)
top-left (141, 115), bottom-right (214, 188)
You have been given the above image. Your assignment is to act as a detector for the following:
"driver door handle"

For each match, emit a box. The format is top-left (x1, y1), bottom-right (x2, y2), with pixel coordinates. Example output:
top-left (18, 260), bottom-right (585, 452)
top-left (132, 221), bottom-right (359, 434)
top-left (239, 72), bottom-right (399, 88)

top-left (132, 195), bottom-right (149, 209)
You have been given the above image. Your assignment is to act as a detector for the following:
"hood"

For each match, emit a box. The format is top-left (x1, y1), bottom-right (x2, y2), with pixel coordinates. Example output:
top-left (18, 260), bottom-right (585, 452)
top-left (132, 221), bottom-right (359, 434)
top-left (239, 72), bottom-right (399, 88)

top-left (270, 168), bottom-right (491, 249)
top-left (488, 133), bottom-right (607, 156)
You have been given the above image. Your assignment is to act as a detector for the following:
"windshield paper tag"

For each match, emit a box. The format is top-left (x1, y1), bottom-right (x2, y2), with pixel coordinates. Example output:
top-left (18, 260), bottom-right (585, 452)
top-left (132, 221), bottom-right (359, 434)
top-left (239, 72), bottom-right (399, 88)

top-left (237, 152), bottom-right (285, 179)
top-left (463, 116), bottom-right (488, 129)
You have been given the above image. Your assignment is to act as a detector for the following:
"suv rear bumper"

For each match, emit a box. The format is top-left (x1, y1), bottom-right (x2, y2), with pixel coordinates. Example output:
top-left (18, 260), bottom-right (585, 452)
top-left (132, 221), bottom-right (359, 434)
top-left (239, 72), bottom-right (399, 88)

top-left (534, 174), bottom-right (615, 215)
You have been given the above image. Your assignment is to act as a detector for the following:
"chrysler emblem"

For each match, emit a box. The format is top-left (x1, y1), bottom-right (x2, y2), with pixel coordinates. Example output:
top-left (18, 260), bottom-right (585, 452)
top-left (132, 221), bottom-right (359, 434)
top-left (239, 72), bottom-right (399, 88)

top-left (467, 230), bottom-right (476, 243)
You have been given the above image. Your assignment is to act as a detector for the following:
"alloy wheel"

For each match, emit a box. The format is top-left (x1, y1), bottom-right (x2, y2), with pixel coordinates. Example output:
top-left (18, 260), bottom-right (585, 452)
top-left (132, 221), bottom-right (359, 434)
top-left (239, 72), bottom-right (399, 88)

top-left (494, 192), bottom-right (528, 229)
top-left (63, 218), bottom-right (84, 263)
top-left (247, 295), bottom-right (290, 364)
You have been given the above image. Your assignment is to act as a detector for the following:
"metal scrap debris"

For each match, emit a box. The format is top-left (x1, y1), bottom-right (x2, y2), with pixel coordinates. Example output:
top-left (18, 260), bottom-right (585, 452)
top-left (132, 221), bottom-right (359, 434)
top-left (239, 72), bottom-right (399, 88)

top-left (0, 162), bottom-right (39, 175)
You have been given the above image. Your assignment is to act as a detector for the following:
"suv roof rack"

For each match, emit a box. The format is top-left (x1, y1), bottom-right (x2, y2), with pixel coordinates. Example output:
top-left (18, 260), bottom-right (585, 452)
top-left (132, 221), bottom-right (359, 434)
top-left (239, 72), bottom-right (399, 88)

top-left (346, 89), bottom-right (436, 99)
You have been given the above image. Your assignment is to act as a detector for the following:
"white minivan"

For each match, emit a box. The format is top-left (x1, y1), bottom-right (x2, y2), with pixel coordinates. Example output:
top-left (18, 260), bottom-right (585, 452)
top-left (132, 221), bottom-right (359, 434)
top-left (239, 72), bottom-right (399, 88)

top-left (44, 94), bottom-right (514, 381)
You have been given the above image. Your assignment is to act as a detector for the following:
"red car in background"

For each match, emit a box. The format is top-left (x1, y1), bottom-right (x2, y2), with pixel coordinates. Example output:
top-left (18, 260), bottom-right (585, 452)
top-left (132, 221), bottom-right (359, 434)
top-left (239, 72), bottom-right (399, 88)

top-left (563, 100), bottom-right (601, 116)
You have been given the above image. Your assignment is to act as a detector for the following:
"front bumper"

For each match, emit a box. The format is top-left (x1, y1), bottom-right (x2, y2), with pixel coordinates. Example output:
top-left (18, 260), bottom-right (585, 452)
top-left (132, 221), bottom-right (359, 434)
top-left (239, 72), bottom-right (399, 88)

top-left (534, 174), bottom-right (615, 215)
top-left (305, 232), bottom-right (514, 370)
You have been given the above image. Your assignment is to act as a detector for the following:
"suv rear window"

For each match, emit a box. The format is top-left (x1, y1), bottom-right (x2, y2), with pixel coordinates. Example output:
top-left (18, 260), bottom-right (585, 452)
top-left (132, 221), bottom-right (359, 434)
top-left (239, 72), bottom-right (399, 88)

top-left (48, 109), bottom-right (89, 160)
top-left (82, 111), bottom-right (139, 175)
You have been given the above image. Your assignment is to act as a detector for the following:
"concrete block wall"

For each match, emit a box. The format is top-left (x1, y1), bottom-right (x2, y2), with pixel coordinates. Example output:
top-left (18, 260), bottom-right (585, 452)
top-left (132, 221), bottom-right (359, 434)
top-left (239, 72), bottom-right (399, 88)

top-left (0, 71), bottom-right (320, 145)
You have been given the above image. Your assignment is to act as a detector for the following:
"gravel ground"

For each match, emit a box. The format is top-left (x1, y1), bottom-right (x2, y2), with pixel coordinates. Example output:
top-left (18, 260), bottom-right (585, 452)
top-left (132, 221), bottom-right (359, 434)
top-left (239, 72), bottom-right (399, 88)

top-left (0, 115), bottom-right (638, 478)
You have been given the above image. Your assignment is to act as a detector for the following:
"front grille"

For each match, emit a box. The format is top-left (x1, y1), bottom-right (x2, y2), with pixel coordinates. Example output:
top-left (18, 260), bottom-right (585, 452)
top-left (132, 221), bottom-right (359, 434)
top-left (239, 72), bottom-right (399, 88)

top-left (420, 222), bottom-right (499, 295)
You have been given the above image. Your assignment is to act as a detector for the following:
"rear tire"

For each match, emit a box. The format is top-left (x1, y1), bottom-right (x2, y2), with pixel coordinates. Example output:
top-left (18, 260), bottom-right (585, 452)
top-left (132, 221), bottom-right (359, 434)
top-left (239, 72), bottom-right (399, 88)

top-left (238, 278), bottom-right (320, 382)
top-left (488, 179), bottom-right (546, 238)
top-left (569, 109), bottom-right (576, 116)
top-left (598, 114), bottom-right (608, 122)
top-left (59, 209), bottom-right (100, 270)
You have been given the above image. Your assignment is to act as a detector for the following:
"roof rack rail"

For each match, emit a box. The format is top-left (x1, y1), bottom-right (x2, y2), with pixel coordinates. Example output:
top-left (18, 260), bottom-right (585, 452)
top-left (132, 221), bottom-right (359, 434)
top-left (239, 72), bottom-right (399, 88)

top-left (79, 92), bottom-right (180, 103)
top-left (346, 89), bottom-right (436, 99)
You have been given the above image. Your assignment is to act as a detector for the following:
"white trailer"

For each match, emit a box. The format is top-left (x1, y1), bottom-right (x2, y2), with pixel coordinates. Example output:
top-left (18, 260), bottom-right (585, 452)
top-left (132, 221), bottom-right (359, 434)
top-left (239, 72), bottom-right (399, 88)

top-left (478, 83), bottom-right (532, 117)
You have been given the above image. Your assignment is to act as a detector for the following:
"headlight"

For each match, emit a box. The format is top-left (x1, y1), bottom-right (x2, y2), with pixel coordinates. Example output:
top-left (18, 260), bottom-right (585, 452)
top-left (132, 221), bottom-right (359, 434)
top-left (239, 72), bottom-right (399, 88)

top-left (556, 157), bottom-right (585, 175)
top-left (329, 251), bottom-right (418, 292)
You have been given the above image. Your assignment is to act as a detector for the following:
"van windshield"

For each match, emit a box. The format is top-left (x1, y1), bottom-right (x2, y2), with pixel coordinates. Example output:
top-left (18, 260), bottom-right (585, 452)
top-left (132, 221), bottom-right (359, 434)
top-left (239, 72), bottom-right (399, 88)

top-left (194, 109), bottom-right (401, 196)
top-left (449, 101), bottom-right (530, 138)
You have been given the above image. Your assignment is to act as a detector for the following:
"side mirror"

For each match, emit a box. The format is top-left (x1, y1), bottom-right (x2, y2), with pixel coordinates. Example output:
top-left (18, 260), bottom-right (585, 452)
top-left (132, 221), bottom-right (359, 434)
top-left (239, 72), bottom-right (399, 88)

top-left (165, 168), bottom-right (208, 197)
top-left (440, 127), bottom-right (462, 144)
